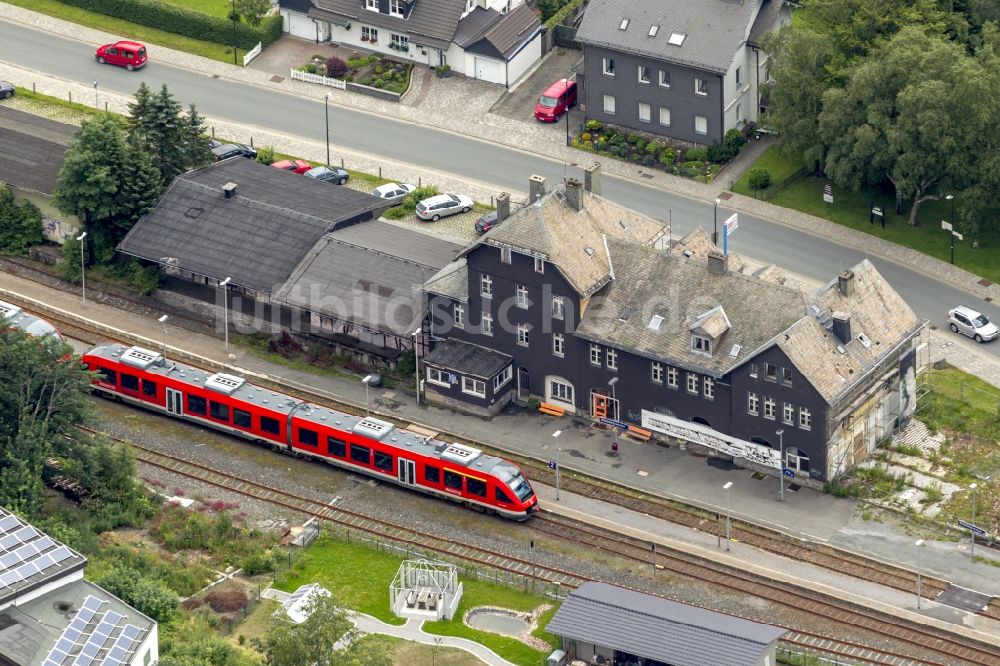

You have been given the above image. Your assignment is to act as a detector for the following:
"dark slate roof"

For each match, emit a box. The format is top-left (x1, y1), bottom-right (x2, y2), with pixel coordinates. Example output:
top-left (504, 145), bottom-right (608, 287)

top-left (117, 158), bottom-right (386, 293)
top-left (576, 0), bottom-right (762, 73)
top-left (422, 338), bottom-right (511, 379)
top-left (456, 4), bottom-right (541, 59)
top-left (747, 0), bottom-right (787, 48)
top-left (0, 107), bottom-right (76, 196)
top-left (311, 0), bottom-right (467, 50)
top-left (547, 582), bottom-right (787, 666)
top-left (279, 0), bottom-right (315, 13)
top-left (274, 224), bottom-right (462, 336)
top-left (424, 258), bottom-right (469, 302)
top-left (454, 6), bottom-right (499, 47)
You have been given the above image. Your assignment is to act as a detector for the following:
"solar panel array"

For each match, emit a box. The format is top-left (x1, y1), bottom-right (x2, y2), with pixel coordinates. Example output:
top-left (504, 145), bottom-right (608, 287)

top-left (0, 509), bottom-right (77, 591)
top-left (41, 595), bottom-right (146, 666)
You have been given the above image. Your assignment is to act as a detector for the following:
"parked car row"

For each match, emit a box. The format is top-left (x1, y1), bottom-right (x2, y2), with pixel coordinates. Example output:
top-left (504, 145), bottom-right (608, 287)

top-left (0, 81), bottom-right (15, 99)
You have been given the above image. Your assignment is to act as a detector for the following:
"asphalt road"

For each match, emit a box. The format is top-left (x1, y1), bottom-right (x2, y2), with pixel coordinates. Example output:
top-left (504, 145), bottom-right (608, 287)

top-left (3, 20), bottom-right (998, 357)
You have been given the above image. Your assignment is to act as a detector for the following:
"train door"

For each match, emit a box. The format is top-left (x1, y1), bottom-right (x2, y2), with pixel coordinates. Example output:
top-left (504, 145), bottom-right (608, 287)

top-left (398, 458), bottom-right (416, 486)
top-left (165, 387), bottom-right (184, 416)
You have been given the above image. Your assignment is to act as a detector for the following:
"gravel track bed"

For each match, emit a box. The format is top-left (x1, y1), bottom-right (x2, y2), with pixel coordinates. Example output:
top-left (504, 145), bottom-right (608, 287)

top-left (96, 399), bottom-right (942, 661)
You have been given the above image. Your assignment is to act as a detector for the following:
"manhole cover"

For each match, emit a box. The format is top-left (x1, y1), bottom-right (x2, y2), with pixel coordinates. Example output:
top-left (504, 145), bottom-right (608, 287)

top-left (640, 172), bottom-right (654, 179)
top-left (979, 278), bottom-right (993, 287)
top-left (788, 484), bottom-right (801, 492)
top-left (271, 75), bottom-right (285, 83)
top-left (212, 74), bottom-right (220, 79)
top-left (718, 192), bottom-right (734, 200)
top-left (986, 297), bottom-right (993, 303)
top-left (751, 472), bottom-right (767, 480)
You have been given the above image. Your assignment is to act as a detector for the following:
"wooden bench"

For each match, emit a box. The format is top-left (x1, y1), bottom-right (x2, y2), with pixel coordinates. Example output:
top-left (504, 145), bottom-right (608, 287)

top-left (538, 402), bottom-right (565, 417)
top-left (405, 590), bottom-right (417, 607)
top-left (627, 425), bottom-right (652, 443)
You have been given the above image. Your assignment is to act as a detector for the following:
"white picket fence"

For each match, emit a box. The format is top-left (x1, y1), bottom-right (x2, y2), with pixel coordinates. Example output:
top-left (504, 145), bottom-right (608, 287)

top-left (243, 42), bottom-right (263, 67)
top-left (290, 68), bottom-right (347, 89)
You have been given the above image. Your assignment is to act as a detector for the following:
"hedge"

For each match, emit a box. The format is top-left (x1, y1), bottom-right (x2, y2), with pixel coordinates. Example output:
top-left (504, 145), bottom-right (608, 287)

top-left (58, 0), bottom-right (283, 50)
top-left (544, 0), bottom-right (586, 29)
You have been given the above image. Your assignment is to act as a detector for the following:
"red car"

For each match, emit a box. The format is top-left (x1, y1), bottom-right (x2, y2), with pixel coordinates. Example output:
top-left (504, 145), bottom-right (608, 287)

top-left (534, 78), bottom-right (577, 122)
top-left (271, 159), bottom-right (313, 174)
top-left (95, 41), bottom-right (147, 71)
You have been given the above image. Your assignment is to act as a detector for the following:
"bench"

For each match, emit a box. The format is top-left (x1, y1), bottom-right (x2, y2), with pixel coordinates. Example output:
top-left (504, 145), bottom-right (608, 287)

top-left (416, 589), bottom-right (429, 609)
top-left (539, 402), bottom-right (565, 417)
top-left (627, 425), bottom-right (652, 443)
top-left (405, 590), bottom-right (417, 607)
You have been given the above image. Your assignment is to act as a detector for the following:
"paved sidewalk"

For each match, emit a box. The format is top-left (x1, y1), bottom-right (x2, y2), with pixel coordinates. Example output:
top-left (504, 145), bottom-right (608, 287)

top-left (348, 615), bottom-right (517, 666)
top-left (3, 2), bottom-right (1000, 307)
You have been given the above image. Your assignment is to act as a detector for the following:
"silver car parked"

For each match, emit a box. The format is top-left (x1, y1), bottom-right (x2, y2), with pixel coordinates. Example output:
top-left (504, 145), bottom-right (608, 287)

top-left (415, 193), bottom-right (473, 222)
top-left (948, 305), bottom-right (999, 343)
top-left (371, 183), bottom-right (415, 206)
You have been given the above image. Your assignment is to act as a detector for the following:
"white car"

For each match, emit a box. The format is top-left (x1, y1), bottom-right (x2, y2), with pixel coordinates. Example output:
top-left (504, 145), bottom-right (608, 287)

top-left (416, 193), bottom-right (473, 222)
top-left (948, 306), bottom-right (999, 343)
top-left (371, 183), bottom-right (415, 206)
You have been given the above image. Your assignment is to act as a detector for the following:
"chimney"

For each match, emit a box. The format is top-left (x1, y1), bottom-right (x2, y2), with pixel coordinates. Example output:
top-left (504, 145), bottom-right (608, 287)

top-left (529, 175), bottom-right (546, 204)
top-left (222, 182), bottom-right (238, 199)
top-left (496, 192), bottom-right (510, 221)
top-left (565, 178), bottom-right (584, 212)
top-left (706, 250), bottom-right (728, 275)
top-left (583, 162), bottom-right (602, 195)
top-left (838, 270), bottom-right (855, 297)
top-left (831, 312), bottom-right (852, 344)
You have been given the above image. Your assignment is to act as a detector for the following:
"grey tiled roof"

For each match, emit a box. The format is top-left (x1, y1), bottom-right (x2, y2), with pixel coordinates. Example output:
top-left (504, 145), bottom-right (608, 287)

top-left (458, 3), bottom-right (541, 59)
top-left (546, 582), bottom-right (787, 666)
top-left (478, 180), bottom-right (667, 297)
top-left (117, 159), bottom-right (385, 293)
top-left (671, 227), bottom-right (747, 273)
top-left (576, 0), bottom-right (761, 73)
top-left (0, 106), bottom-right (76, 196)
top-left (424, 258), bottom-right (469, 302)
top-left (423, 338), bottom-right (511, 378)
top-left (575, 238), bottom-right (806, 376)
top-left (747, 0), bottom-right (788, 48)
top-left (312, 0), bottom-right (467, 50)
top-left (779, 259), bottom-right (923, 404)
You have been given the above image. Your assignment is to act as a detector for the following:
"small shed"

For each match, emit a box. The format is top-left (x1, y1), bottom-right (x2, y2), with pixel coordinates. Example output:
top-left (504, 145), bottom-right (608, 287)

top-left (546, 582), bottom-right (787, 666)
top-left (390, 559), bottom-right (462, 621)
top-left (281, 583), bottom-right (331, 624)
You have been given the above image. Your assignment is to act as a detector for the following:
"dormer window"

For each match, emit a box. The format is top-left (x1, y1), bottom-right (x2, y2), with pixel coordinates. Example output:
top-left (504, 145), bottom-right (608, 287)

top-left (390, 0), bottom-right (404, 16)
top-left (691, 335), bottom-right (711, 354)
top-left (366, 0), bottom-right (378, 10)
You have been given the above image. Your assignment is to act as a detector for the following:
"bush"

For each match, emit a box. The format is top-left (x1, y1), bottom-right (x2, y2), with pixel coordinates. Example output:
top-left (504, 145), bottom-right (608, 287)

top-left (580, 132), bottom-right (592, 142)
top-left (608, 133), bottom-right (625, 147)
top-left (374, 65), bottom-right (384, 75)
top-left (684, 147), bottom-right (708, 161)
top-left (326, 56), bottom-right (348, 79)
top-left (526, 396), bottom-right (541, 410)
top-left (0, 185), bottom-right (42, 255)
top-left (373, 78), bottom-right (384, 88)
top-left (612, 144), bottom-right (630, 158)
top-left (683, 160), bottom-right (704, 169)
top-left (603, 126), bottom-right (619, 139)
top-left (747, 167), bottom-right (771, 190)
top-left (582, 140), bottom-right (594, 151)
top-left (707, 142), bottom-right (738, 163)
top-left (642, 154), bottom-right (655, 167)
top-left (238, 549), bottom-right (277, 575)
top-left (724, 128), bottom-right (746, 149)
top-left (635, 138), bottom-right (647, 152)
top-left (645, 140), bottom-right (662, 155)
top-left (658, 148), bottom-right (676, 165)
top-left (584, 119), bottom-right (603, 132)
top-left (626, 133), bottom-right (640, 144)
top-left (254, 146), bottom-right (276, 165)
top-left (304, 63), bottom-right (317, 74)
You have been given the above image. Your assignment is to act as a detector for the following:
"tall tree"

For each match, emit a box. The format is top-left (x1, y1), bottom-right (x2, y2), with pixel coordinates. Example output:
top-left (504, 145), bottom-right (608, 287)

top-left (128, 85), bottom-right (212, 183)
top-left (235, 0), bottom-right (270, 27)
top-left (0, 184), bottom-right (43, 254)
top-left (181, 105), bottom-right (214, 171)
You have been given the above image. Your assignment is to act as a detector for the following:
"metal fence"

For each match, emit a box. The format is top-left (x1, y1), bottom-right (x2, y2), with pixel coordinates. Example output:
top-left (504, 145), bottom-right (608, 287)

top-left (777, 647), bottom-right (860, 665)
top-left (290, 69), bottom-right (347, 90)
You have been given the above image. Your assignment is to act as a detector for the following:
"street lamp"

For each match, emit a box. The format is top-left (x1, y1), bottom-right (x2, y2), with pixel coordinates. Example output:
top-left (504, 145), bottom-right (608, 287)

top-left (93, 80), bottom-right (99, 109)
top-left (412, 327), bottom-right (421, 405)
top-left (231, 0), bottom-right (238, 66)
top-left (970, 482), bottom-right (978, 559)
top-left (776, 429), bottom-right (784, 502)
top-left (723, 481), bottom-right (733, 551)
top-left (713, 198), bottom-right (722, 245)
top-left (946, 194), bottom-right (955, 264)
top-left (219, 277), bottom-right (231, 354)
top-left (362, 374), bottom-right (374, 416)
top-left (915, 539), bottom-right (925, 609)
top-left (552, 430), bottom-right (563, 501)
top-left (608, 377), bottom-right (619, 456)
top-left (76, 232), bottom-right (87, 303)
top-left (324, 93), bottom-right (332, 166)
top-left (158, 314), bottom-right (169, 357)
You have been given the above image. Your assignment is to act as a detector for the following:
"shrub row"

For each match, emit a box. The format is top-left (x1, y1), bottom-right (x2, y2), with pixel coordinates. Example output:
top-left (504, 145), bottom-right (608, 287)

top-left (544, 0), bottom-right (586, 29)
top-left (58, 0), bottom-right (282, 50)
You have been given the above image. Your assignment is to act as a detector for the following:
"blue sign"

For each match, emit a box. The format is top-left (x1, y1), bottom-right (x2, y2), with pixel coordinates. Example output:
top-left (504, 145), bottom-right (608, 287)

top-left (548, 461), bottom-right (558, 470)
top-left (782, 468), bottom-right (794, 478)
top-left (959, 519), bottom-right (987, 537)
top-left (599, 417), bottom-right (629, 430)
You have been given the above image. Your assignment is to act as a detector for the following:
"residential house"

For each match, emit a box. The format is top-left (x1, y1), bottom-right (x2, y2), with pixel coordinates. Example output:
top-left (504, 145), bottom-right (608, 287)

top-left (423, 169), bottom-right (925, 481)
top-left (575, 0), bottom-right (790, 144)
top-left (280, 0), bottom-right (542, 86)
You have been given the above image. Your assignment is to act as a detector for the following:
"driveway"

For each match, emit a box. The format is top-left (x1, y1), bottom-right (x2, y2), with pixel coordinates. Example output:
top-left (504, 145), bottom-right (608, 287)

top-left (248, 35), bottom-right (335, 81)
top-left (491, 47), bottom-right (584, 139)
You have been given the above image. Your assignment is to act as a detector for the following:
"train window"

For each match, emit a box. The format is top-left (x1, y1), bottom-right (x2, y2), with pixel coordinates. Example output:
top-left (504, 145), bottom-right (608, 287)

top-left (373, 451), bottom-right (392, 471)
top-left (299, 428), bottom-right (319, 447)
top-left (327, 437), bottom-right (346, 457)
top-left (424, 465), bottom-right (440, 484)
top-left (444, 471), bottom-right (462, 490)
top-left (98, 367), bottom-right (116, 385)
top-left (494, 487), bottom-right (514, 504)
top-left (233, 408), bottom-right (251, 428)
top-left (142, 380), bottom-right (157, 398)
top-left (350, 444), bottom-right (370, 465)
top-left (467, 478), bottom-right (486, 497)
top-left (120, 373), bottom-right (139, 391)
top-left (260, 415), bottom-right (280, 435)
top-left (209, 400), bottom-right (230, 422)
top-left (188, 394), bottom-right (207, 415)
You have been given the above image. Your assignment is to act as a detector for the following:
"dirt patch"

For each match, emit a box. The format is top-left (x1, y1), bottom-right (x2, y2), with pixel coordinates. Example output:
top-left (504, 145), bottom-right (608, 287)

top-left (205, 583), bottom-right (249, 613)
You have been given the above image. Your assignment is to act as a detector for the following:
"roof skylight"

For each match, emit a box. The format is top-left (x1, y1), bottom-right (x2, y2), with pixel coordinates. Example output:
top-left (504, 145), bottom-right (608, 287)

top-left (620, 18), bottom-right (629, 30)
top-left (648, 25), bottom-right (659, 37)
top-left (668, 32), bottom-right (686, 46)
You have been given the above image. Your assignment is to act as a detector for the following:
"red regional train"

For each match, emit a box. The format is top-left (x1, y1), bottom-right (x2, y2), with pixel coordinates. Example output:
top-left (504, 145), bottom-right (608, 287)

top-left (0, 300), bottom-right (63, 340)
top-left (82, 342), bottom-right (539, 520)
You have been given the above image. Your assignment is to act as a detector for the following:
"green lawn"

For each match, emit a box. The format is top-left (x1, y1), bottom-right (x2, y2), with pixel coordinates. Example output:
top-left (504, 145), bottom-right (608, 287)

top-left (158, 0), bottom-right (232, 19)
top-left (4, 0), bottom-right (242, 64)
top-left (733, 145), bottom-right (1000, 284)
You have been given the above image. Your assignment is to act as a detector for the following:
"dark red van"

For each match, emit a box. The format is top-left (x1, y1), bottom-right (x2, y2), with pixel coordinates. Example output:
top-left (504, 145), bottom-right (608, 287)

top-left (95, 41), bottom-right (147, 71)
top-left (534, 78), bottom-right (577, 122)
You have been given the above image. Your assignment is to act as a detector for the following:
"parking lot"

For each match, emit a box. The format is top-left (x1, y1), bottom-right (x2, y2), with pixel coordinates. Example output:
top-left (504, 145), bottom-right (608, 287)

top-left (491, 48), bottom-right (584, 139)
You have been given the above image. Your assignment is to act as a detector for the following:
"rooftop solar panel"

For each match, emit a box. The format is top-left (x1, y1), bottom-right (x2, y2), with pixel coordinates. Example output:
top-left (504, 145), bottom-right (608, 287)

top-left (0, 514), bottom-right (19, 532)
top-left (121, 625), bottom-right (140, 641)
top-left (82, 596), bottom-right (103, 611)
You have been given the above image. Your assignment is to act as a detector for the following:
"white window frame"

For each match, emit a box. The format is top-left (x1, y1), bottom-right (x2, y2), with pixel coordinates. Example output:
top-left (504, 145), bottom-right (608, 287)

top-left (551, 296), bottom-right (565, 320)
top-left (764, 397), bottom-right (776, 420)
top-left (534, 256), bottom-right (544, 273)
top-left (748, 392), bottom-right (758, 415)
top-left (695, 115), bottom-right (708, 135)
top-left (691, 335), bottom-right (711, 354)
top-left (389, 0), bottom-right (404, 16)
top-left (493, 366), bottom-right (512, 391)
top-left (666, 366), bottom-right (678, 388)
top-left (686, 373), bottom-right (699, 394)
top-left (659, 107), bottom-right (671, 127)
top-left (602, 57), bottom-right (615, 76)
top-left (638, 102), bottom-right (651, 123)
top-left (590, 344), bottom-right (601, 366)
top-left (462, 376), bottom-right (486, 398)
top-left (782, 367), bottom-right (793, 386)
top-left (658, 69), bottom-right (670, 88)
top-left (481, 312), bottom-right (493, 336)
top-left (651, 362), bottom-right (663, 384)
top-left (783, 402), bottom-right (794, 425)
top-left (550, 379), bottom-right (574, 403)
top-left (553, 333), bottom-right (565, 357)
top-left (695, 78), bottom-right (708, 96)
top-left (501, 246), bottom-right (512, 264)
top-left (704, 376), bottom-right (714, 400)
top-left (362, 26), bottom-right (379, 41)
top-left (606, 348), bottom-right (618, 370)
top-left (603, 94), bottom-right (616, 115)
top-left (453, 303), bottom-right (464, 329)
top-left (365, 0), bottom-right (378, 10)
top-left (516, 323), bottom-right (529, 347)
top-left (637, 65), bottom-right (650, 84)
top-left (515, 284), bottom-right (529, 309)
top-left (799, 407), bottom-right (812, 430)
top-left (765, 363), bottom-right (777, 381)
top-left (426, 367), bottom-right (449, 387)
top-left (749, 363), bottom-right (758, 378)
top-left (480, 274), bottom-right (493, 298)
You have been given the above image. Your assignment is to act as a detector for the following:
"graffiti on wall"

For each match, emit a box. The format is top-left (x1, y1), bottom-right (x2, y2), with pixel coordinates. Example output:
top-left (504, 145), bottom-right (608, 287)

top-left (641, 410), bottom-right (781, 469)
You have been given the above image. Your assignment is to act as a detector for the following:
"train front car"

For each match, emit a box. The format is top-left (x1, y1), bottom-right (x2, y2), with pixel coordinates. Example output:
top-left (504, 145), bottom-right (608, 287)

top-left (0, 300), bottom-right (63, 341)
top-left (491, 461), bottom-right (539, 520)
